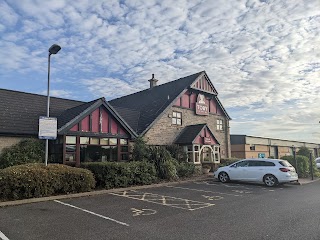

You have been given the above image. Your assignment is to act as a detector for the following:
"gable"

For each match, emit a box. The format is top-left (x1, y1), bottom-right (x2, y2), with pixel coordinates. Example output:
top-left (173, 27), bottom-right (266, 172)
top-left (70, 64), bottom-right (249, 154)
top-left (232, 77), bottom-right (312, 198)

top-left (193, 126), bottom-right (219, 145)
top-left (175, 124), bottom-right (220, 145)
top-left (190, 74), bottom-right (218, 95)
top-left (64, 106), bottom-right (130, 137)
top-left (58, 99), bottom-right (136, 138)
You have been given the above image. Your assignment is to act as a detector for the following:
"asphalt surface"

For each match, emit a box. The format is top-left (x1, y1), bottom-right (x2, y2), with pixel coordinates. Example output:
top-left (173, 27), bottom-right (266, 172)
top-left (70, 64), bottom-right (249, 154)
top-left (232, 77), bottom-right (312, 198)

top-left (0, 178), bottom-right (320, 240)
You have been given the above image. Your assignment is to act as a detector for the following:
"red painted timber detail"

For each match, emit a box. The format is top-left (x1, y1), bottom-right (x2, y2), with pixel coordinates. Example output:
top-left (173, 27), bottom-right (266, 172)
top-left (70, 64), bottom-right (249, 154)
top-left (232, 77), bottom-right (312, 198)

top-left (91, 108), bottom-right (100, 133)
top-left (81, 116), bottom-right (90, 132)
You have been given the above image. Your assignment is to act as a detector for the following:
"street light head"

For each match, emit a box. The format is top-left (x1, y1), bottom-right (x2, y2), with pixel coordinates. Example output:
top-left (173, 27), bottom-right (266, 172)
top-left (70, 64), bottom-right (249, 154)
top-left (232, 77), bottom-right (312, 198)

top-left (49, 44), bottom-right (61, 55)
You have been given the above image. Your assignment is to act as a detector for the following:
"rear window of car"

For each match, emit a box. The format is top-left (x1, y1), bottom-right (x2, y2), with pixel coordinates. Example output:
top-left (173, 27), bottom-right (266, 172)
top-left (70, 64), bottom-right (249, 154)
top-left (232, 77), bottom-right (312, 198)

top-left (279, 160), bottom-right (292, 167)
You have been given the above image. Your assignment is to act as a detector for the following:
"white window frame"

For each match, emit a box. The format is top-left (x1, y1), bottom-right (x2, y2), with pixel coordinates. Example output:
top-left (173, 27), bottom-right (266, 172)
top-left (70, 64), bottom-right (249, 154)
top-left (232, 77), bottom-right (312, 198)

top-left (172, 111), bottom-right (182, 126)
top-left (216, 119), bottom-right (223, 131)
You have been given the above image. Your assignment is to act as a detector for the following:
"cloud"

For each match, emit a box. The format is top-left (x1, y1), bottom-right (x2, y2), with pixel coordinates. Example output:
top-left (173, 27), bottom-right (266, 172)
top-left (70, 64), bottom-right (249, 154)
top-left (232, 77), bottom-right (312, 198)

top-left (1, 0), bottom-right (320, 142)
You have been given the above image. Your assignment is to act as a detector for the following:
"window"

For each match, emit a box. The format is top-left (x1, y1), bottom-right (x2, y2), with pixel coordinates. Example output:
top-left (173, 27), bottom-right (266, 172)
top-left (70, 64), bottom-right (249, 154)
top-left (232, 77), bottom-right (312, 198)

top-left (250, 145), bottom-right (255, 151)
top-left (100, 138), bottom-right (109, 145)
top-left (216, 119), bottom-right (223, 131)
top-left (172, 111), bottom-right (182, 125)
top-left (109, 138), bottom-right (117, 145)
top-left (66, 136), bottom-right (76, 144)
top-left (80, 137), bottom-right (90, 144)
top-left (236, 160), bottom-right (249, 167)
top-left (65, 145), bottom-right (76, 162)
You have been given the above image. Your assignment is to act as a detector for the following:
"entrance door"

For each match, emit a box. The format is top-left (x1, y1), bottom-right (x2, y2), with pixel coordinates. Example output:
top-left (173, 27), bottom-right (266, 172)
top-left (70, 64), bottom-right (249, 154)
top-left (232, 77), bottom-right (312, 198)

top-left (200, 146), bottom-right (213, 162)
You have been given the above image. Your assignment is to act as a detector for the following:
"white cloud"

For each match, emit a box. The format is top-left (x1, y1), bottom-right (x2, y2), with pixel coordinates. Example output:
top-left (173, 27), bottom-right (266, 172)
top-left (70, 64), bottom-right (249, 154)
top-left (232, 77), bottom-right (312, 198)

top-left (1, 0), bottom-right (320, 142)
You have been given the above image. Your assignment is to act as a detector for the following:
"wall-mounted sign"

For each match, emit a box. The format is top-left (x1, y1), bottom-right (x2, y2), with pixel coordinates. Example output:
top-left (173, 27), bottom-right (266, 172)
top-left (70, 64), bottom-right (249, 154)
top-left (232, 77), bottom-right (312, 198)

top-left (195, 94), bottom-right (209, 115)
top-left (38, 116), bottom-right (57, 140)
top-left (203, 137), bottom-right (211, 144)
top-left (258, 153), bottom-right (265, 158)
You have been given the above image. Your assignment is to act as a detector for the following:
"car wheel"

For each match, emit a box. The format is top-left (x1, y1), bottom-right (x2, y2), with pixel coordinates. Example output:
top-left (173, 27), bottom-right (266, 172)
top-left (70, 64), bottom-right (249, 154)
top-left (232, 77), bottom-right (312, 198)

top-left (263, 174), bottom-right (278, 187)
top-left (218, 172), bottom-right (230, 183)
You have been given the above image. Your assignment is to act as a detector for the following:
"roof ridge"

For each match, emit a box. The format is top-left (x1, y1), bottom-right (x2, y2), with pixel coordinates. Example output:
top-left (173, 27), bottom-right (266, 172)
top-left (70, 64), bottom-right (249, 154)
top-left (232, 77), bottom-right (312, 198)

top-left (0, 88), bottom-right (84, 103)
top-left (110, 71), bottom-right (204, 103)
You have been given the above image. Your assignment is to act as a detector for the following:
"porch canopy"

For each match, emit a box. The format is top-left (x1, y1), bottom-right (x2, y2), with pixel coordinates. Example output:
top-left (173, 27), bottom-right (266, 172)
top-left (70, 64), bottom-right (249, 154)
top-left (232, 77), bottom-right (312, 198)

top-left (175, 124), bottom-right (221, 164)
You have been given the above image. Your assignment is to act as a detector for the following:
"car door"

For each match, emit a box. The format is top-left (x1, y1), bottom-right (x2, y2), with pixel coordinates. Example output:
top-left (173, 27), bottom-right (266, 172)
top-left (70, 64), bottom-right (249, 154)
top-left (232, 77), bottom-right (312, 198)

top-left (245, 160), bottom-right (264, 181)
top-left (228, 160), bottom-right (250, 180)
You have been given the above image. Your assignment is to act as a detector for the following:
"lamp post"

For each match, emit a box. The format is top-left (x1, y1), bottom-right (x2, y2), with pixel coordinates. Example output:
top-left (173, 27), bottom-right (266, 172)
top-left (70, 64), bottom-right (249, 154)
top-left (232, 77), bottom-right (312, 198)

top-left (45, 44), bottom-right (61, 166)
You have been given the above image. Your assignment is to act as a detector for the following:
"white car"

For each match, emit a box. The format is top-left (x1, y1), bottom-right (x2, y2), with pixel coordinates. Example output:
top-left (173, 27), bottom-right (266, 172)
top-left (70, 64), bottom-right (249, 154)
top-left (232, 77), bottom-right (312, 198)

top-left (315, 158), bottom-right (320, 169)
top-left (214, 158), bottom-right (298, 187)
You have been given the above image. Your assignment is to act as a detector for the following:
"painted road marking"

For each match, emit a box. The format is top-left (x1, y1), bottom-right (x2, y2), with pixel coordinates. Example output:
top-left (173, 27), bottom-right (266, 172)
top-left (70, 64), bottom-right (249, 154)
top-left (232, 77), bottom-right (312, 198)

top-left (195, 181), bottom-right (253, 190)
top-left (202, 195), bottom-right (224, 201)
top-left (110, 190), bottom-right (215, 211)
top-left (166, 185), bottom-right (242, 197)
top-left (0, 231), bottom-right (9, 240)
top-left (54, 200), bottom-right (129, 226)
top-left (131, 208), bottom-right (157, 216)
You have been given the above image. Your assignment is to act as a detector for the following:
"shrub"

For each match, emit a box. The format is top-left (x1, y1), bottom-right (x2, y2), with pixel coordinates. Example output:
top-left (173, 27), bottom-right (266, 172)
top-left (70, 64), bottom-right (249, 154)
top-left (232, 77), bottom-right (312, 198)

top-left (0, 138), bottom-right (45, 169)
top-left (132, 137), bottom-right (149, 161)
top-left (176, 162), bottom-right (196, 178)
top-left (165, 145), bottom-right (188, 163)
top-left (159, 158), bottom-right (178, 181)
top-left (81, 161), bottom-right (157, 189)
top-left (147, 146), bottom-right (175, 179)
top-left (281, 155), bottom-right (311, 178)
top-left (219, 158), bottom-right (240, 167)
top-left (0, 164), bottom-right (95, 201)
top-left (296, 147), bottom-right (312, 158)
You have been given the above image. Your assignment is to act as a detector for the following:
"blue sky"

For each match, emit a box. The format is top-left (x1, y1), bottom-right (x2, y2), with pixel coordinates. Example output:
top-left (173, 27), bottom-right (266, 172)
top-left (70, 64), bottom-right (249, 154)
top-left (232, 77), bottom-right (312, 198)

top-left (1, 0), bottom-right (320, 143)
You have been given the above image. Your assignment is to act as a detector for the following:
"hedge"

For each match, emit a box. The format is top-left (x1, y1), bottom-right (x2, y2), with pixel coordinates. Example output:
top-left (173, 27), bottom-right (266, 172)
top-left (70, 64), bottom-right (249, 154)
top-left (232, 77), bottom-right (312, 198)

top-left (281, 155), bottom-right (319, 178)
top-left (0, 164), bottom-right (95, 201)
top-left (81, 161), bottom-right (158, 189)
top-left (176, 162), bottom-right (196, 178)
top-left (0, 139), bottom-right (44, 169)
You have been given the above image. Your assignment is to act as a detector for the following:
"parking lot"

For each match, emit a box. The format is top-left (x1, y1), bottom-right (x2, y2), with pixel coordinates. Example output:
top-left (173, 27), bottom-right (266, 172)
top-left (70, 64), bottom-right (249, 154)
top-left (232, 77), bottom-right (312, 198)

top-left (0, 178), bottom-right (308, 240)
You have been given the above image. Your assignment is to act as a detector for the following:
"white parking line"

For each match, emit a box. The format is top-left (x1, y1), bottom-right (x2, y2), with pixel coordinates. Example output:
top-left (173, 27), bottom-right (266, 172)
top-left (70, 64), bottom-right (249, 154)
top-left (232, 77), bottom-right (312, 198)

top-left (166, 185), bottom-right (243, 197)
top-left (54, 200), bottom-right (129, 227)
top-left (0, 231), bottom-right (9, 240)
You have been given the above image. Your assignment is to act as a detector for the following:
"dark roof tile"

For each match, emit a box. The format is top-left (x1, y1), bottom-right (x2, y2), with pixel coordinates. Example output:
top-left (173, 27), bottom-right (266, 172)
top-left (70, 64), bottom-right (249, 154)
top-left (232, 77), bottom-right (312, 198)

top-left (0, 89), bottom-right (84, 135)
top-left (109, 71), bottom-right (204, 134)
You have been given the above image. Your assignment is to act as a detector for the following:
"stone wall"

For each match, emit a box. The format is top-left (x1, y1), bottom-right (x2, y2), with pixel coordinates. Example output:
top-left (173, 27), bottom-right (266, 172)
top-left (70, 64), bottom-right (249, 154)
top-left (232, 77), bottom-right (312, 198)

top-left (144, 106), bottom-right (231, 158)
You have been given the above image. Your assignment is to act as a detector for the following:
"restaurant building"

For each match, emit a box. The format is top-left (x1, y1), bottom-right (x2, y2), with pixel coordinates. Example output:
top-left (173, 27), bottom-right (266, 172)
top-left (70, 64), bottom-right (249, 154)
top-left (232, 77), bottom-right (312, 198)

top-left (0, 71), bottom-right (231, 166)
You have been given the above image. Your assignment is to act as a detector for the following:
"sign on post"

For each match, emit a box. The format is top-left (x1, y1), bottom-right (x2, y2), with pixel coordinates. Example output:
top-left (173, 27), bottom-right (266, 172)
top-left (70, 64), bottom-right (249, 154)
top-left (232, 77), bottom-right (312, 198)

top-left (38, 116), bottom-right (57, 140)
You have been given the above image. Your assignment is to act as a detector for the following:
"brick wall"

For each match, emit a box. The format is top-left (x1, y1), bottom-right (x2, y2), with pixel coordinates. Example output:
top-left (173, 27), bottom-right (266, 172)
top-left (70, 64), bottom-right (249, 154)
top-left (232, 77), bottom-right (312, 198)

top-left (144, 106), bottom-right (231, 158)
top-left (0, 136), bottom-right (25, 154)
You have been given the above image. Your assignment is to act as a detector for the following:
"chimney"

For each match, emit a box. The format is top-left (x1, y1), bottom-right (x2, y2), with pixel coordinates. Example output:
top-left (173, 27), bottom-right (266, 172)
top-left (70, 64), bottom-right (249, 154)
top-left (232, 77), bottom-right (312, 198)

top-left (148, 74), bottom-right (158, 88)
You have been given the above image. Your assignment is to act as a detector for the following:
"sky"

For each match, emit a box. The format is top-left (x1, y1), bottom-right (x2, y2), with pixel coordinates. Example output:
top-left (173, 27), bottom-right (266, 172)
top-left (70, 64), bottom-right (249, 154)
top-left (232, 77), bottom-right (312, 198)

top-left (1, 0), bottom-right (320, 143)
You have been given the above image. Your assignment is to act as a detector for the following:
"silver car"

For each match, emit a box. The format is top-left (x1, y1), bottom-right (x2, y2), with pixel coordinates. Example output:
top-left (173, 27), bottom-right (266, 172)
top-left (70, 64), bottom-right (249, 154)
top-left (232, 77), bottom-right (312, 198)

top-left (315, 158), bottom-right (320, 169)
top-left (214, 158), bottom-right (298, 187)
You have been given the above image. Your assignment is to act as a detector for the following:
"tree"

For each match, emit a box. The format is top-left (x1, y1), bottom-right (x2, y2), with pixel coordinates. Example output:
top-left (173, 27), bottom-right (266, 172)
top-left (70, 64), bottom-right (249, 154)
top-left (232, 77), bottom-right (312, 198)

top-left (131, 137), bottom-right (149, 161)
top-left (297, 146), bottom-right (312, 158)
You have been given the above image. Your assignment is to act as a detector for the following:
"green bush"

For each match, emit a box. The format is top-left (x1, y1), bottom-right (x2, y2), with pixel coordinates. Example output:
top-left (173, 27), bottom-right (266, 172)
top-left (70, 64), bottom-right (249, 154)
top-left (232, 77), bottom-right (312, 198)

top-left (159, 158), bottom-right (178, 181)
top-left (147, 146), bottom-right (175, 179)
top-left (219, 158), bottom-right (240, 167)
top-left (0, 164), bottom-right (95, 201)
top-left (0, 139), bottom-right (45, 169)
top-left (81, 161), bottom-right (157, 189)
top-left (296, 147), bottom-right (312, 158)
top-left (176, 162), bottom-right (196, 178)
top-left (165, 145), bottom-right (188, 163)
top-left (132, 137), bottom-right (150, 161)
top-left (281, 155), bottom-right (311, 178)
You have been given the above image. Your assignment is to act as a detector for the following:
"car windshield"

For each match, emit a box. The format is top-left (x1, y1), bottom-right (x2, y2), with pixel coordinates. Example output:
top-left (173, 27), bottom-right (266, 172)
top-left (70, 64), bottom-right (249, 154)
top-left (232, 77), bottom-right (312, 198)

top-left (279, 160), bottom-right (292, 167)
top-left (316, 159), bottom-right (320, 163)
